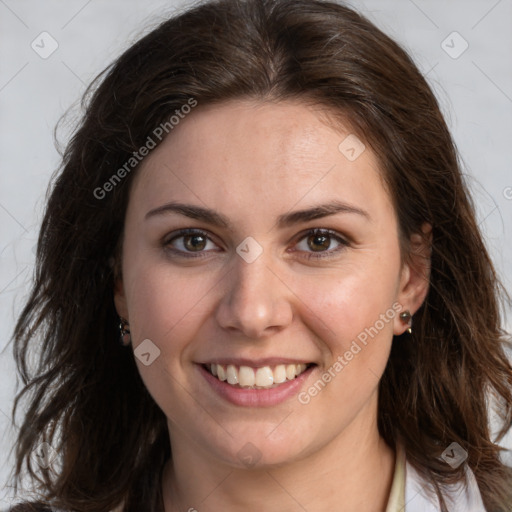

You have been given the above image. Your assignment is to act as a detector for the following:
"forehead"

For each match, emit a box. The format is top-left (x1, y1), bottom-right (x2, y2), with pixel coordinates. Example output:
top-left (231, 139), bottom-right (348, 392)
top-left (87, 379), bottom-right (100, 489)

top-left (129, 99), bottom-right (393, 225)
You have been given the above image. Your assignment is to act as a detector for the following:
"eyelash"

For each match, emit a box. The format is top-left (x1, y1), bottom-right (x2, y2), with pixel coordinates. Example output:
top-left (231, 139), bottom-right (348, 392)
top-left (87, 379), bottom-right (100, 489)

top-left (163, 228), bottom-right (349, 261)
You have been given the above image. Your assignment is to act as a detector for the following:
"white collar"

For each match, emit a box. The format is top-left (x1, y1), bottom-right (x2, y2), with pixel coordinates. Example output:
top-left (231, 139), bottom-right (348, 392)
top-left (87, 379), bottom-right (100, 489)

top-left (405, 457), bottom-right (487, 511)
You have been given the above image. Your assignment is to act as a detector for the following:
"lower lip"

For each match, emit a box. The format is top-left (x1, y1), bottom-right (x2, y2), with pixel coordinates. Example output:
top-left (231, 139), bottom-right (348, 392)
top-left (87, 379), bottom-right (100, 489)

top-left (198, 364), bottom-right (315, 407)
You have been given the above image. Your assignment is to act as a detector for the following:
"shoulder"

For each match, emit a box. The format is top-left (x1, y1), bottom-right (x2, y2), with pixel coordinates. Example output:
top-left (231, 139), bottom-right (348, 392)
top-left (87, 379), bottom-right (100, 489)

top-left (405, 459), bottom-right (486, 512)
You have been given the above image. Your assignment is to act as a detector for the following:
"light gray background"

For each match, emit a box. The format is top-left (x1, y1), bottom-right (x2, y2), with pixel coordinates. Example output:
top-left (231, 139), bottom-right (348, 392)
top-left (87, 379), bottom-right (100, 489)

top-left (1, 0), bottom-right (511, 506)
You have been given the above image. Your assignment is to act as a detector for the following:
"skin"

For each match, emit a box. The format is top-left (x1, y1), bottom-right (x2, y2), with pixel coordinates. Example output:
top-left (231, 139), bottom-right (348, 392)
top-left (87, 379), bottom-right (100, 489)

top-left (114, 99), bottom-right (431, 512)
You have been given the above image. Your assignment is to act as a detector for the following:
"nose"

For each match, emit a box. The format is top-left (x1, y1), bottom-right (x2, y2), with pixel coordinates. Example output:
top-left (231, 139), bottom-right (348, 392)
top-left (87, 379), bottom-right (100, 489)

top-left (214, 250), bottom-right (294, 340)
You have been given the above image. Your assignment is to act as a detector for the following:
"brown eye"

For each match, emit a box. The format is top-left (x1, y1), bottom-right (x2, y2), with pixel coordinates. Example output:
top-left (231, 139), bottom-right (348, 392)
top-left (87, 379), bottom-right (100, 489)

top-left (307, 232), bottom-right (331, 252)
top-left (294, 228), bottom-right (349, 260)
top-left (165, 229), bottom-right (219, 257)
top-left (183, 233), bottom-right (207, 251)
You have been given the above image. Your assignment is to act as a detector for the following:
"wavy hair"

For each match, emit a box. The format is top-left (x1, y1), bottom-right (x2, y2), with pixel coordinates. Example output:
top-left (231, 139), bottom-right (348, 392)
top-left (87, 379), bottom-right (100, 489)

top-left (9, 0), bottom-right (512, 510)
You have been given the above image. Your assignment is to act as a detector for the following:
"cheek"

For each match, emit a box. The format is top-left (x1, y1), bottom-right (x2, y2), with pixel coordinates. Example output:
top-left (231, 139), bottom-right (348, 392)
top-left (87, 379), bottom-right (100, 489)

top-left (123, 262), bottom-right (215, 412)
top-left (123, 249), bottom-right (210, 336)
top-left (121, 258), bottom-right (220, 393)
top-left (289, 261), bottom-right (400, 414)
top-left (291, 270), bottom-right (397, 431)
top-left (296, 265), bottom-right (398, 348)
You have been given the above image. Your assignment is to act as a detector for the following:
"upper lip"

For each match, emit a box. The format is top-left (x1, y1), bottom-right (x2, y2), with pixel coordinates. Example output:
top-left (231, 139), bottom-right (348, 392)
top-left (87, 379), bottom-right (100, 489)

top-left (198, 358), bottom-right (315, 367)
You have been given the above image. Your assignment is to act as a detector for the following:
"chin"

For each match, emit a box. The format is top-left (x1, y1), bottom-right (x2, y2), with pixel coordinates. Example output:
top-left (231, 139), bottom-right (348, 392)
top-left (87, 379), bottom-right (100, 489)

top-left (203, 428), bottom-right (310, 470)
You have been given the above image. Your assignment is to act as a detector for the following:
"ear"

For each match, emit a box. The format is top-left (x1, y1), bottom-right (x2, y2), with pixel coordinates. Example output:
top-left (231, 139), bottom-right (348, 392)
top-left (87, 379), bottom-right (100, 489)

top-left (112, 258), bottom-right (129, 320)
top-left (114, 278), bottom-right (129, 320)
top-left (394, 222), bottom-right (432, 335)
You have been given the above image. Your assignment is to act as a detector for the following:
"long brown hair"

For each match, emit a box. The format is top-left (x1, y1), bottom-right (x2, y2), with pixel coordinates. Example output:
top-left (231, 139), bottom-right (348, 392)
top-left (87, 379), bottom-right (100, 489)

top-left (9, 0), bottom-right (512, 510)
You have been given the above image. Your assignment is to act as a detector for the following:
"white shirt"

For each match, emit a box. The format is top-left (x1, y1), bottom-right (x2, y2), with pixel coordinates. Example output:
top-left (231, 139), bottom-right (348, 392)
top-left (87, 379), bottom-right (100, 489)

top-left (405, 458), bottom-right (487, 511)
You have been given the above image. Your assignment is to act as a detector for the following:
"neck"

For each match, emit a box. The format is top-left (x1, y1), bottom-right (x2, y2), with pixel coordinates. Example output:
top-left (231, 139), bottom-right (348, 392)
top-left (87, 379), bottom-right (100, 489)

top-left (162, 411), bottom-right (395, 512)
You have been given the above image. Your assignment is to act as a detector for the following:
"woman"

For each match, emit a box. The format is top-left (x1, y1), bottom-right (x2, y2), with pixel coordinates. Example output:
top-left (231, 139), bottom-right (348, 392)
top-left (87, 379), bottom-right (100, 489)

top-left (8, 0), bottom-right (512, 510)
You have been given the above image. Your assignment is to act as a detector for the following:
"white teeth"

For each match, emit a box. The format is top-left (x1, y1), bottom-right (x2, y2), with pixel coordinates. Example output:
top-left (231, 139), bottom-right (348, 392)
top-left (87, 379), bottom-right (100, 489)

top-left (286, 364), bottom-right (297, 380)
top-left (255, 367), bottom-right (274, 387)
top-left (226, 364), bottom-right (238, 385)
top-left (217, 365), bottom-right (227, 381)
top-left (273, 364), bottom-right (287, 384)
top-left (207, 362), bottom-right (309, 389)
top-left (238, 366), bottom-right (255, 387)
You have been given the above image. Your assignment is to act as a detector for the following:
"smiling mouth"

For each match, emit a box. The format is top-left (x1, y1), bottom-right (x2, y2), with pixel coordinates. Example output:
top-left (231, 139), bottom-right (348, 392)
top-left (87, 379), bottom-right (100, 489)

top-left (203, 363), bottom-right (315, 389)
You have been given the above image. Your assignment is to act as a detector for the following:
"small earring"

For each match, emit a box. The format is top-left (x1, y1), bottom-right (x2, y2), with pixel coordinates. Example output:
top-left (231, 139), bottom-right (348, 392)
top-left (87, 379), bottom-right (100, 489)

top-left (119, 317), bottom-right (131, 345)
top-left (399, 310), bottom-right (412, 334)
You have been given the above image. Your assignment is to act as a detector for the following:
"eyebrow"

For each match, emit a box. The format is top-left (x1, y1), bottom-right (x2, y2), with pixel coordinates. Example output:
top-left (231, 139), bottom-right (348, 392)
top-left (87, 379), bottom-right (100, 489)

top-left (145, 200), bottom-right (370, 229)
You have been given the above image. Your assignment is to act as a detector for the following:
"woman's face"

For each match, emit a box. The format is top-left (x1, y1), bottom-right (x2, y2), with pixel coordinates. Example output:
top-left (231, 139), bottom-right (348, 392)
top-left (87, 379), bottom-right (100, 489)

top-left (115, 99), bottom-right (427, 469)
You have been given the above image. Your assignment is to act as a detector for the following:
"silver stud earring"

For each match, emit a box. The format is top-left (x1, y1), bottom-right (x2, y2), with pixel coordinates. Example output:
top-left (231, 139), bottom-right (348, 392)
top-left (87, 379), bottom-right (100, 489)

top-left (399, 310), bottom-right (412, 334)
top-left (119, 317), bottom-right (131, 345)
